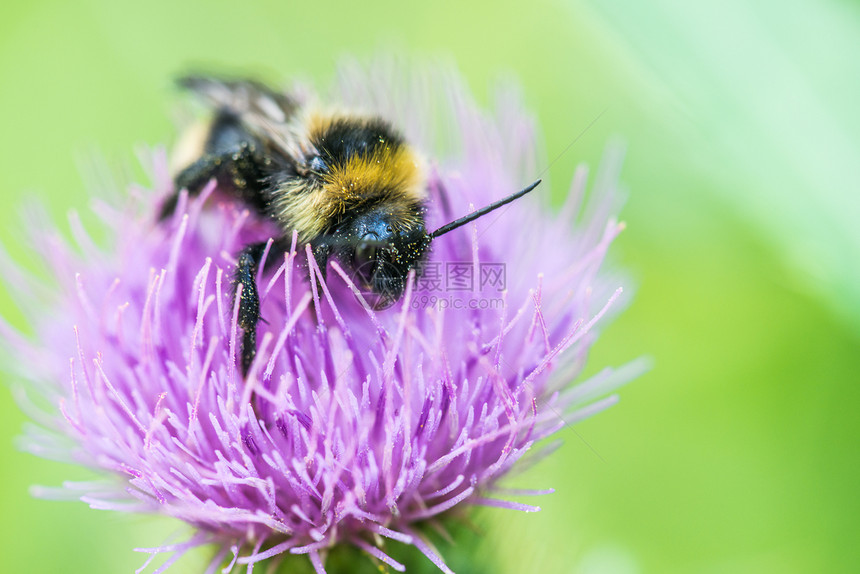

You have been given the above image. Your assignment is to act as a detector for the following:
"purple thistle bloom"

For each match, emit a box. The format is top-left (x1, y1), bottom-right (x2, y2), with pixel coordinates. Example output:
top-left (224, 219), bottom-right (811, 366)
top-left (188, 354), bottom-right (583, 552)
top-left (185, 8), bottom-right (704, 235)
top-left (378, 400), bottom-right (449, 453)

top-left (3, 60), bottom-right (642, 573)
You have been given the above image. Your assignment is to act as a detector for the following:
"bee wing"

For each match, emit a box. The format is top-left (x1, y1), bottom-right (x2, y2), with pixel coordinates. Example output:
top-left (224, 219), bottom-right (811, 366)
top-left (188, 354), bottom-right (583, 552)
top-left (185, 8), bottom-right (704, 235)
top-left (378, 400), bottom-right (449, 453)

top-left (177, 75), bottom-right (302, 161)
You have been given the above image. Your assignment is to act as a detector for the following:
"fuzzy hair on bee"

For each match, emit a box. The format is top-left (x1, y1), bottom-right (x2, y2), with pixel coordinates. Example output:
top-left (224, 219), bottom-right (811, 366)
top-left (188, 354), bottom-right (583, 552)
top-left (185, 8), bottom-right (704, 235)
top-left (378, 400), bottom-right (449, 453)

top-left (161, 75), bottom-right (540, 375)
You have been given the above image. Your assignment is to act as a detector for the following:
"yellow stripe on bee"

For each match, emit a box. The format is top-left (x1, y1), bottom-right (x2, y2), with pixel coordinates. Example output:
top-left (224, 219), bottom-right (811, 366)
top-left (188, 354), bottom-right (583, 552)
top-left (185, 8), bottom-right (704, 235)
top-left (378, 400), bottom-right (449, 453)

top-left (271, 110), bottom-right (428, 241)
top-left (322, 145), bottom-right (425, 207)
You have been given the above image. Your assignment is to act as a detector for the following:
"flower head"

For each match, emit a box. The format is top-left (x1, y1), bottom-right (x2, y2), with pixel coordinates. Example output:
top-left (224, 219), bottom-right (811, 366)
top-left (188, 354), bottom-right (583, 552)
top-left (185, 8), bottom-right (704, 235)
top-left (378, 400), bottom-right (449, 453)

top-left (3, 60), bottom-right (641, 573)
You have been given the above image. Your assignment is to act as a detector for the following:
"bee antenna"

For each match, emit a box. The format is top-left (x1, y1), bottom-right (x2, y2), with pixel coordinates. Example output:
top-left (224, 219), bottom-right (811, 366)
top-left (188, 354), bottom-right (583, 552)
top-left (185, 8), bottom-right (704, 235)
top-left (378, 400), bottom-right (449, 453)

top-left (429, 179), bottom-right (541, 239)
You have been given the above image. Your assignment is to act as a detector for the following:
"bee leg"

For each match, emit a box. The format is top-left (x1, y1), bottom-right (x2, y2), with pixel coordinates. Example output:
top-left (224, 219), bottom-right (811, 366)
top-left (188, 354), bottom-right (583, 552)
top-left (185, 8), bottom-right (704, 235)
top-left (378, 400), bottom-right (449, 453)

top-left (159, 155), bottom-right (220, 220)
top-left (160, 141), bottom-right (269, 220)
top-left (233, 241), bottom-right (267, 376)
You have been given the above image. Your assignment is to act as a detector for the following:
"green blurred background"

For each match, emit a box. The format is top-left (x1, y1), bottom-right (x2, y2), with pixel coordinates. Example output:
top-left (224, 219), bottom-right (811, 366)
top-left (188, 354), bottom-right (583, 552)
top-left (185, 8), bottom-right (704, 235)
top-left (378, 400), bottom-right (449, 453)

top-left (2, 0), bottom-right (858, 572)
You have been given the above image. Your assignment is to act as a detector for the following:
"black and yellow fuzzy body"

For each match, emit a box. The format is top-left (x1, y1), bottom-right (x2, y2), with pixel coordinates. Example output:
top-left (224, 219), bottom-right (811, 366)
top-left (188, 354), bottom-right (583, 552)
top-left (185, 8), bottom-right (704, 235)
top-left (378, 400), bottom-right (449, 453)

top-left (162, 76), bottom-right (431, 375)
top-left (163, 76), bottom-right (540, 376)
top-left (270, 112), bottom-right (430, 301)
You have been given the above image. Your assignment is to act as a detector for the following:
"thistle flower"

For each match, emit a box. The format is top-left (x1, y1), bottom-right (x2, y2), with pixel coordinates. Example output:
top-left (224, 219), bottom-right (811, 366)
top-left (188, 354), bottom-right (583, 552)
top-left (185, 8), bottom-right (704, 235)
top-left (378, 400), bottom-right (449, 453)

top-left (3, 60), bottom-right (642, 573)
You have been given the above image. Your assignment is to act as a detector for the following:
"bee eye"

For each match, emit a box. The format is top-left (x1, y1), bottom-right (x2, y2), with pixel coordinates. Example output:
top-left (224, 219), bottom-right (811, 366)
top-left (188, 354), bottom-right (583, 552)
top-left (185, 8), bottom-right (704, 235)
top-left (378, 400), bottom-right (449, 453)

top-left (354, 243), bottom-right (377, 267)
top-left (353, 236), bottom-right (379, 283)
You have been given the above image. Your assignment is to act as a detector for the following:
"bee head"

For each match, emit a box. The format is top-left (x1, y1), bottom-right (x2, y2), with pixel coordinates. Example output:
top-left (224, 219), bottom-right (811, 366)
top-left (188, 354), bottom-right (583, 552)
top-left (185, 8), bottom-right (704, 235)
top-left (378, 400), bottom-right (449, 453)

top-left (339, 206), bottom-right (430, 308)
top-left (331, 179), bottom-right (542, 309)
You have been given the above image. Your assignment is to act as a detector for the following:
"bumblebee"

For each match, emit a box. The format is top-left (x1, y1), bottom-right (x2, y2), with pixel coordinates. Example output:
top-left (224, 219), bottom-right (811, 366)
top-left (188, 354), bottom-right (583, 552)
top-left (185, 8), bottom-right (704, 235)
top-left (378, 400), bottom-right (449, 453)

top-left (162, 76), bottom-right (539, 375)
